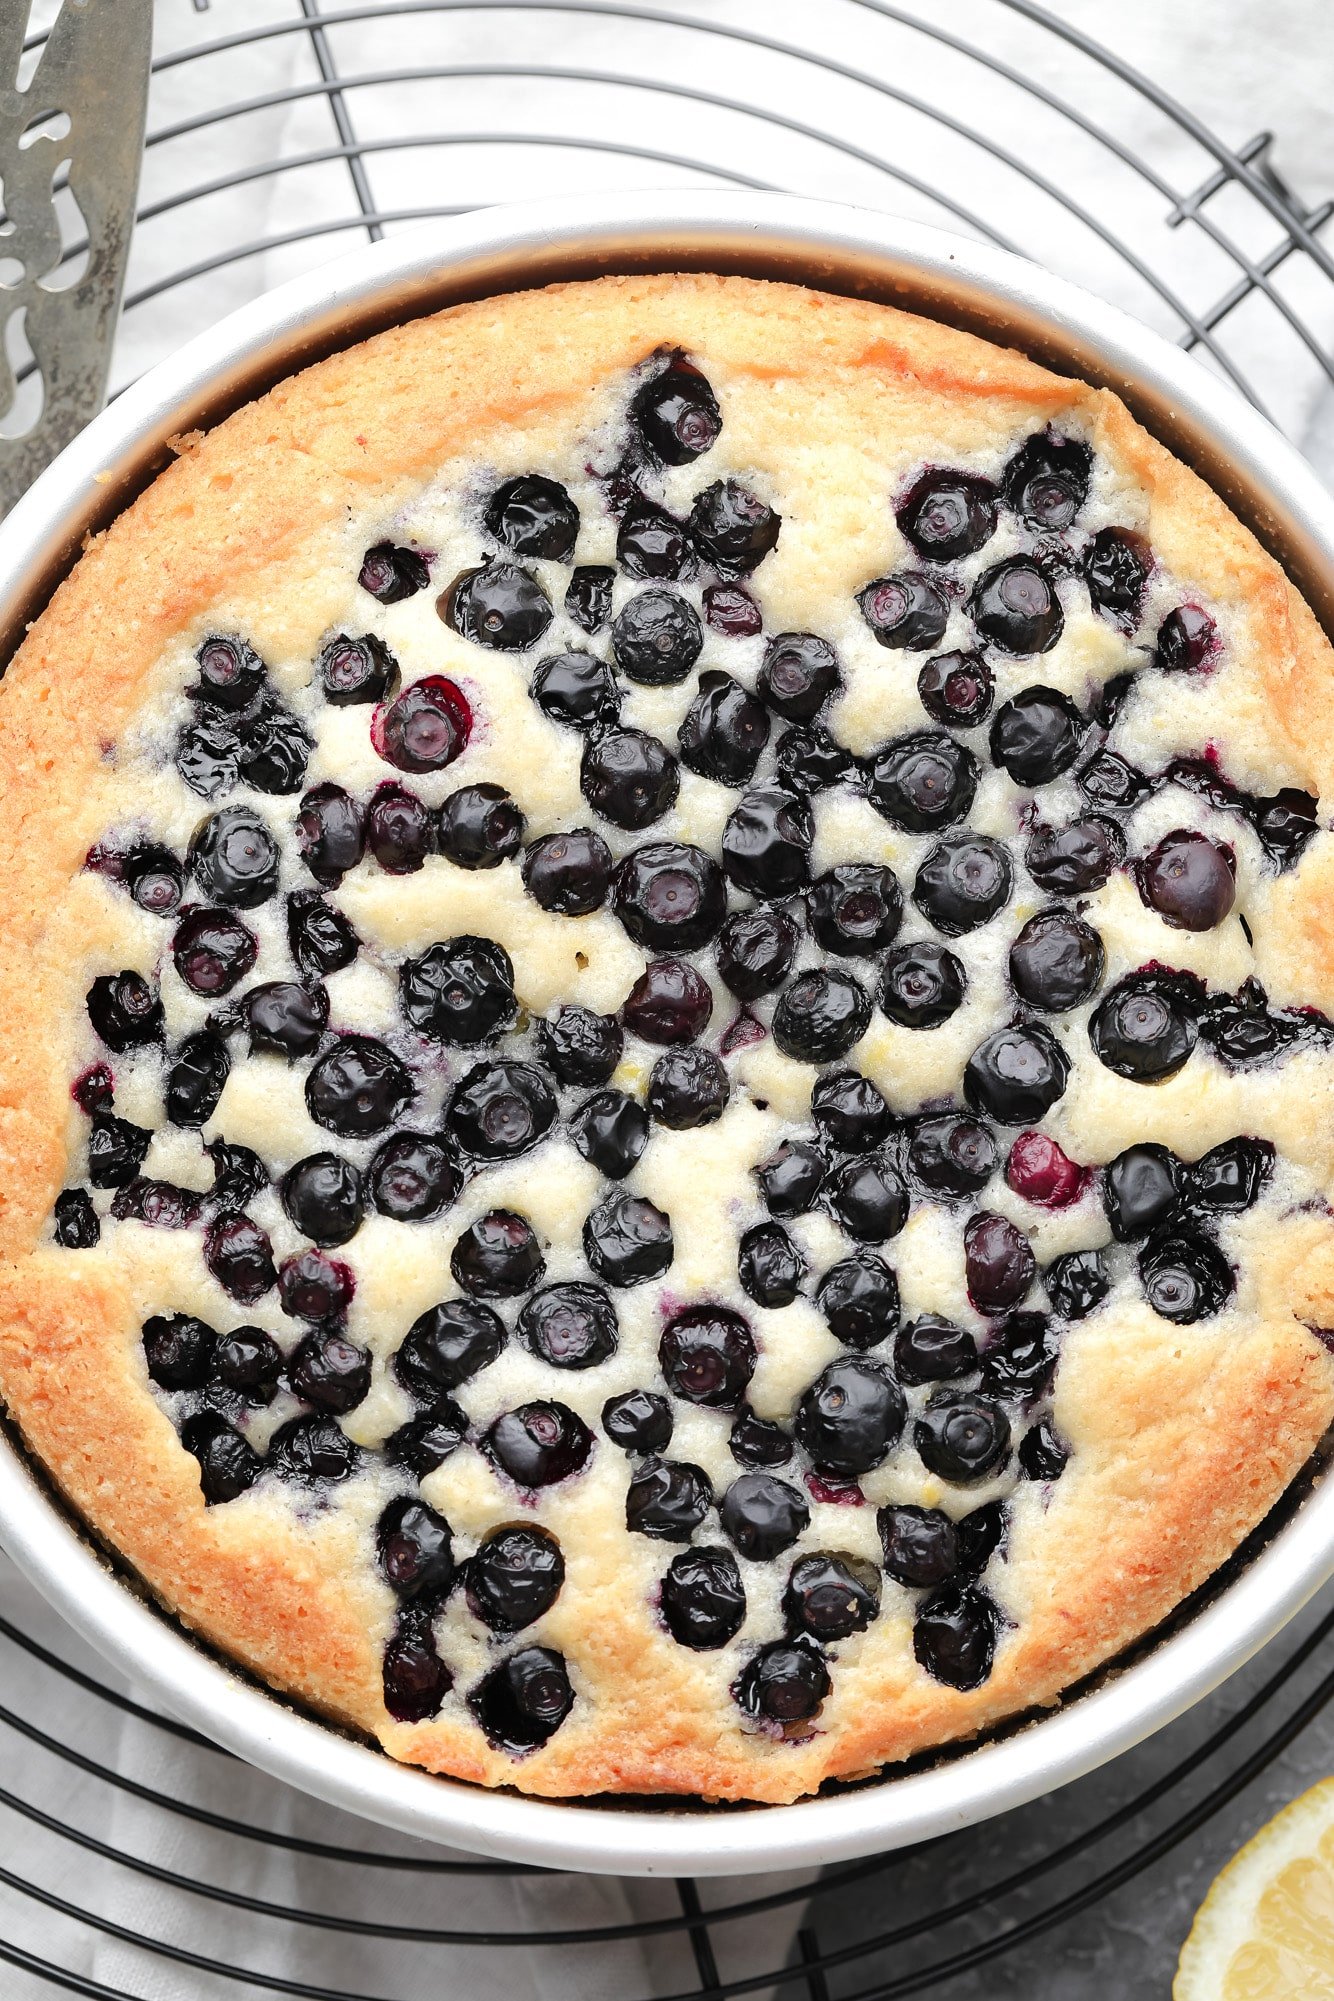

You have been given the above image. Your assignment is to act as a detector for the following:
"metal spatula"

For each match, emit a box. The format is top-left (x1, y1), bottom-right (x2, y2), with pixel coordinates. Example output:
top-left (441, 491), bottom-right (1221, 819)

top-left (0, 0), bottom-right (152, 514)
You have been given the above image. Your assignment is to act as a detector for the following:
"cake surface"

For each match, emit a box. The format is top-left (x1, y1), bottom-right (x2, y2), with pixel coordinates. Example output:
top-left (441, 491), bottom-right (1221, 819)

top-left (2, 270), bottom-right (1334, 1804)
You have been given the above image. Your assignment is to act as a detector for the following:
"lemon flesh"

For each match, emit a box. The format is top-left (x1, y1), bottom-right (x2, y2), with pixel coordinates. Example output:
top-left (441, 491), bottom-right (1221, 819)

top-left (1176, 1778), bottom-right (1334, 1999)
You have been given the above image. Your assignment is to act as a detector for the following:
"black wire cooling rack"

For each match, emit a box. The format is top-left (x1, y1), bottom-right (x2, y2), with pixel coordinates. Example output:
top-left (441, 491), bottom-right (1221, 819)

top-left (5, 2), bottom-right (1334, 1996)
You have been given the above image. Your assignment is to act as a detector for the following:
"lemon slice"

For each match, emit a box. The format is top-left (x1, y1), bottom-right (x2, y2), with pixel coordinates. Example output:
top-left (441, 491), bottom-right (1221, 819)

top-left (1175, 1778), bottom-right (1334, 1999)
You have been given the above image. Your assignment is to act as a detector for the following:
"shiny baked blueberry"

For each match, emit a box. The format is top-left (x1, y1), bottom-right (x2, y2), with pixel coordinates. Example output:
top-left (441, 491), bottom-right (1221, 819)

top-left (907, 1114), bottom-right (998, 1199)
top-left (611, 590), bottom-right (703, 685)
top-left (898, 469), bottom-right (998, 561)
top-left (1083, 526), bottom-right (1151, 627)
top-left (288, 1326), bottom-right (370, 1413)
top-left (817, 1252), bottom-right (899, 1351)
top-left (374, 676), bottom-right (471, 773)
top-left (1189, 1136), bottom-right (1273, 1213)
top-left (621, 958), bottom-right (712, 1046)
top-left (532, 649), bottom-right (621, 734)
top-left (108, 1176), bottom-right (203, 1230)
top-left (735, 1636), bottom-right (830, 1724)
top-left (811, 1071), bottom-right (891, 1154)
top-left (175, 717), bottom-right (241, 799)
top-left (775, 725), bottom-right (852, 794)
top-left (279, 1246), bottom-right (355, 1324)
top-left (1025, 815), bottom-right (1125, 895)
top-left (452, 1210), bottom-right (545, 1299)
top-left (192, 634), bottom-right (266, 712)
top-left (516, 1282), bottom-right (617, 1372)
top-left (582, 728), bottom-right (679, 831)
top-left (659, 1305), bottom-right (756, 1410)
top-left (1250, 788), bottom-right (1319, 871)
top-left (1155, 604), bottom-right (1217, 675)
top-left (267, 1413), bottom-right (362, 1486)
top-left (466, 1525), bottom-right (565, 1634)
top-left (915, 1391), bottom-right (1010, 1484)
top-left (180, 1413), bottom-right (261, 1505)
top-left (437, 784), bottom-right (526, 869)
top-left (963, 1212), bottom-right (1036, 1313)
top-left (1103, 1143), bottom-right (1181, 1240)
top-left (914, 833), bottom-right (1014, 937)
top-left (796, 1356), bottom-right (905, 1475)
top-left (1078, 749), bottom-right (1149, 813)
top-left (484, 1402), bottom-right (593, 1488)
top-left (486, 474), bottom-right (578, 561)
top-left (703, 582), bottom-right (763, 635)
top-left (522, 829), bottom-right (613, 915)
top-left (306, 1036), bottom-right (413, 1137)
top-left (54, 1188), bottom-right (100, 1249)
top-left (677, 673), bottom-right (770, 787)
top-left (808, 864), bottom-right (903, 958)
top-left (879, 1504), bottom-right (960, 1587)
top-left (238, 701), bottom-right (314, 796)
top-left (281, 1153), bottom-right (364, 1247)
top-left (878, 940), bottom-right (967, 1030)
top-left (243, 980), bottom-right (328, 1058)
top-left (377, 1496), bottom-right (455, 1604)
top-left (203, 1212), bottom-right (276, 1302)
top-left (1019, 1417), bottom-right (1070, 1481)
top-left (318, 631), bottom-right (397, 706)
top-left (964, 1022), bottom-right (1069, 1124)
top-left (617, 499), bottom-right (692, 581)
top-left (287, 890), bottom-right (358, 977)
top-left (784, 1552), bottom-right (880, 1641)
top-left (71, 1064), bottom-right (114, 1115)
top-left (1004, 1131), bottom-right (1087, 1208)
top-left (1139, 829), bottom-right (1236, 931)
top-left (773, 967), bottom-right (871, 1064)
top-left (565, 566), bottom-right (615, 634)
top-left (917, 650), bottom-right (994, 729)
top-left (443, 561), bottom-right (552, 652)
top-left (142, 1311), bottom-right (214, 1389)
top-left (1002, 430), bottom-right (1091, 530)
top-left (648, 1046), bottom-right (728, 1130)
top-left (989, 687), bottom-right (1084, 786)
top-left (715, 905), bottom-right (798, 1002)
top-left (395, 1299), bottom-right (505, 1400)
top-left (204, 1140), bottom-right (267, 1214)
top-left (1009, 908), bottom-right (1105, 1011)
top-left (632, 357), bottom-right (721, 464)
top-left (400, 937), bottom-right (517, 1045)
top-left (472, 1646), bottom-right (574, 1752)
top-left (824, 1154), bottom-right (909, 1244)
top-left (359, 542), bottom-right (429, 603)
top-left (584, 1192), bottom-right (674, 1286)
top-left (895, 1313), bottom-right (978, 1385)
top-left (660, 1546), bottom-right (745, 1650)
top-left (295, 784), bottom-right (364, 887)
top-left (729, 1406), bottom-right (794, 1468)
top-left (954, 1501), bottom-right (1010, 1579)
top-left (865, 731), bottom-right (980, 835)
top-left (970, 558), bottom-right (1063, 654)
top-left (721, 1471), bottom-right (809, 1561)
top-left (123, 845), bottom-right (184, 918)
top-left (85, 971), bottom-right (164, 1054)
top-left (1089, 977), bottom-right (1197, 1082)
top-left (756, 1138), bottom-right (826, 1219)
top-left (859, 571), bottom-right (950, 651)
top-left (540, 1005), bottom-right (623, 1088)
top-left (568, 1089), bottom-right (648, 1181)
top-left (1044, 1246), bottom-right (1111, 1321)
top-left (690, 479), bottom-right (780, 575)
top-left (914, 1584), bottom-right (997, 1689)
top-left (603, 1388), bottom-right (674, 1455)
top-left (737, 1221), bottom-right (806, 1307)
top-left (385, 1403), bottom-right (469, 1477)
top-left (612, 841), bottom-right (727, 951)
top-left (188, 807), bottom-right (280, 909)
top-left (1139, 1229), bottom-right (1234, 1322)
top-left (722, 786), bottom-right (813, 899)
top-left (977, 1311), bottom-right (1058, 1403)
top-left (382, 1613), bottom-right (451, 1723)
top-left (757, 631), bottom-right (842, 720)
top-left (626, 1456), bottom-right (713, 1540)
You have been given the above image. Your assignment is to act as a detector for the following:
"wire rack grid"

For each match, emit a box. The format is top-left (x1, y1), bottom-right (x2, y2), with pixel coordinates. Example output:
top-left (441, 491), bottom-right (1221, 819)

top-left (3, 1), bottom-right (1334, 1996)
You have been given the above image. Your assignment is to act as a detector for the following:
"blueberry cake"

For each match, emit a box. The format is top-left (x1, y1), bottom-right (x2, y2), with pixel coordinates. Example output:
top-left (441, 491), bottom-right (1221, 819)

top-left (2, 274), bottom-right (1334, 1806)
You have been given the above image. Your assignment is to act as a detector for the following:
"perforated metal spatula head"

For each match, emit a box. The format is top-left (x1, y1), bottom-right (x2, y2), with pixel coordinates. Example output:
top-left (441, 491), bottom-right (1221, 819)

top-left (0, 0), bottom-right (152, 515)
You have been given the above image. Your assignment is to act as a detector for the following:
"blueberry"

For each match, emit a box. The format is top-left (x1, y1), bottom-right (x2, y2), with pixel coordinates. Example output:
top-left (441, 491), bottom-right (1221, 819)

top-left (964, 1023), bottom-right (1070, 1126)
top-left (473, 1646), bottom-right (574, 1751)
top-left (385, 1405), bottom-right (469, 1478)
top-left (71, 1065), bottom-right (114, 1115)
top-left (659, 1304), bottom-right (756, 1409)
top-left (729, 1407), bottom-right (795, 1468)
top-left (54, 1188), bottom-right (100, 1248)
top-left (661, 1547), bottom-right (746, 1650)
top-left (165, 1031), bottom-right (230, 1128)
top-left (865, 731), bottom-right (980, 835)
top-left (677, 673), bottom-right (770, 786)
top-left (173, 908), bottom-right (258, 996)
top-left (192, 634), bottom-right (266, 712)
top-left (773, 967), bottom-right (871, 1063)
top-left (1104, 1143), bottom-right (1181, 1240)
top-left (626, 1456), bottom-right (713, 1540)
top-left (452, 1210), bottom-right (544, 1299)
top-left (603, 1389), bottom-right (674, 1455)
top-left (176, 717), bottom-right (241, 799)
top-left (86, 971), bottom-right (163, 1053)
top-left (859, 572), bottom-right (950, 650)
top-left (914, 833), bottom-right (1013, 935)
top-left (915, 1392), bottom-right (1010, 1483)
top-left (914, 1585), bottom-right (998, 1688)
top-left (395, 1302), bottom-right (504, 1399)
top-left (1083, 526), bottom-right (1151, 626)
top-left (808, 863), bottom-right (903, 957)
top-left (690, 479), bottom-right (780, 574)
top-left (989, 688), bottom-right (1084, 786)
top-left (467, 1525), bottom-right (565, 1633)
top-left (205, 1140), bottom-right (267, 1213)
top-left (286, 891), bottom-right (359, 976)
top-left (648, 1046), bottom-right (728, 1129)
top-left (736, 1221), bottom-right (805, 1308)
top-left (1002, 431), bottom-right (1091, 530)
top-left (1155, 604), bottom-right (1217, 675)
top-left (978, 1311), bottom-right (1058, 1402)
top-left (917, 650), bottom-right (994, 729)
top-left (907, 1114), bottom-right (998, 1198)
top-left (143, 1312), bottom-right (215, 1389)
top-left (617, 500), bottom-right (692, 580)
top-left (784, 1553), bottom-right (880, 1641)
top-left (824, 1154), bottom-right (909, 1243)
top-left (1079, 749), bottom-right (1148, 813)
top-left (758, 632), bottom-right (842, 720)
top-left (1044, 1247), bottom-right (1110, 1321)
top-left (735, 1637), bottom-right (830, 1724)
top-left (359, 542), bottom-right (429, 603)
top-left (295, 784), bottom-right (364, 886)
top-left (969, 558), bottom-right (1063, 654)
top-left (1019, 1418), bottom-right (1070, 1481)
top-left (110, 1177), bottom-right (202, 1230)
top-left (582, 727), bottom-right (679, 830)
top-left (485, 474), bottom-right (578, 561)
top-left (267, 1413), bottom-right (362, 1485)
top-left (306, 1036), bottom-right (413, 1136)
top-left (377, 1496), bottom-right (455, 1604)
top-left (1139, 1230), bottom-right (1233, 1322)
top-left (375, 677), bottom-right (471, 773)
top-left (584, 1192), bottom-right (673, 1286)
top-left (632, 358), bottom-right (721, 464)
top-left (716, 905), bottom-right (798, 1001)
top-left (243, 980), bottom-right (329, 1059)
top-left (878, 1504), bottom-right (960, 1587)
top-left (720, 1472), bottom-right (809, 1562)
top-left (279, 1247), bottom-right (355, 1324)
top-left (287, 1325), bottom-right (369, 1412)
top-left (437, 784), bottom-right (526, 869)
top-left (540, 1005), bottom-right (623, 1087)
top-left (613, 841), bottom-right (727, 951)
top-left (565, 567), bottom-right (616, 635)
top-left (516, 1282), bottom-right (618, 1372)
top-left (1025, 815), bottom-right (1124, 895)
top-left (895, 1313), bottom-right (978, 1385)
top-left (522, 829), bottom-right (613, 914)
top-left (189, 807), bottom-right (280, 909)
top-left (878, 940), bottom-right (967, 1029)
top-left (382, 1615), bottom-right (451, 1722)
top-left (237, 701), bottom-right (312, 796)
top-left (811, 1070), bottom-right (891, 1153)
top-left (964, 1212), bottom-right (1036, 1311)
top-left (1139, 829), bottom-right (1236, 931)
top-left (214, 1326), bottom-right (283, 1402)
top-left (531, 649), bottom-right (621, 733)
top-left (180, 1413), bottom-right (262, 1505)
top-left (898, 469), bottom-right (998, 561)
top-left (123, 846), bottom-right (184, 918)
top-left (483, 1403), bottom-right (593, 1488)
top-left (443, 561), bottom-right (552, 651)
top-left (203, 1213), bottom-right (276, 1302)
top-left (1005, 1131), bottom-right (1087, 1208)
top-left (755, 1138), bottom-right (826, 1218)
top-left (817, 1252), bottom-right (899, 1350)
top-left (774, 725), bottom-right (852, 794)
top-left (1089, 978), bottom-right (1196, 1082)
top-left (400, 937), bottom-right (516, 1044)
top-left (622, 958), bottom-right (712, 1044)
top-left (1189, 1136), bottom-right (1272, 1213)
top-left (722, 785), bottom-right (812, 899)
top-left (1249, 789), bottom-right (1318, 871)
top-left (611, 590), bottom-right (703, 685)
top-left (570, 1089), bottom-right (649, 1179)
top-left (318, 631), bottom-right (398, 706)
top-left (1009, 908), bottom-right (1105, 1010)
top-left (703, 583), bottom-right (763, 636)
top-left (281, 1153), bottom-right (364, 1247)
top-left (796, 1356), bottom-right (905, 1475)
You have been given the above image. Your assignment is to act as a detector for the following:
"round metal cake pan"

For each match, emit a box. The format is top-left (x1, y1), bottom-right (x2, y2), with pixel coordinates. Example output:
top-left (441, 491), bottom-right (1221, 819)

top-left (2, 192), bottom-right (1333, 1878)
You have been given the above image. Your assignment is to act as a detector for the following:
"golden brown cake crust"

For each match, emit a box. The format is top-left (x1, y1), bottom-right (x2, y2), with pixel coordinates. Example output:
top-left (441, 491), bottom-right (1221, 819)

top-left (2, 272), bottom-right (1333, 1805)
